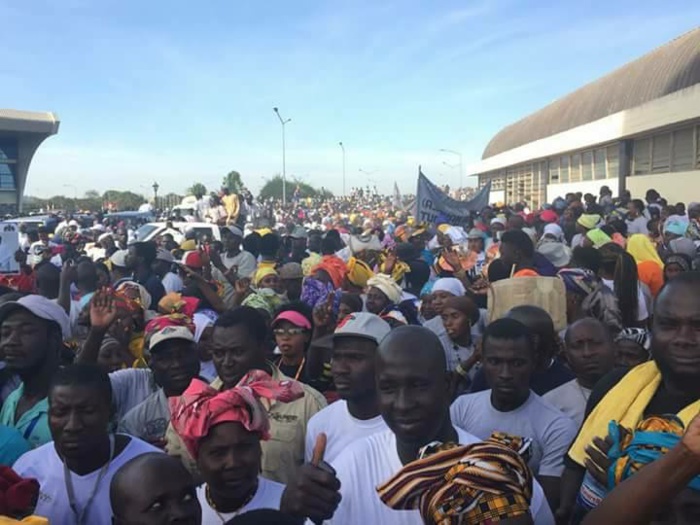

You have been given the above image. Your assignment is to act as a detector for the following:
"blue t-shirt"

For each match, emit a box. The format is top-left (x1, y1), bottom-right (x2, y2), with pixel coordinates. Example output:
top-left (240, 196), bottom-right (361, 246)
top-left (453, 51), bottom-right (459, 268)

top-left (0, 424), bottom-right (31, 465)
top-left (0, 383), bottom-right (51, 448)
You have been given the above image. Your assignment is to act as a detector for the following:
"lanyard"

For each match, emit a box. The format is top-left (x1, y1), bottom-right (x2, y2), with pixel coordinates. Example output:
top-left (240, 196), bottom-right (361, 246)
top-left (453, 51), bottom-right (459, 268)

top-left (63, 434), bottom-right (115, 525)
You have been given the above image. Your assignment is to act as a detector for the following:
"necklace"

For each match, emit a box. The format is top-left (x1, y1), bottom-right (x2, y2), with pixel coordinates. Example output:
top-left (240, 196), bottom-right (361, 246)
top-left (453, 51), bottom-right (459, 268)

top-left (63, 434), bottom-right (115, 525)
top-left (277, 356), bottom-right (306, 381)
top-left (205, 482), bottom-right (258, 523)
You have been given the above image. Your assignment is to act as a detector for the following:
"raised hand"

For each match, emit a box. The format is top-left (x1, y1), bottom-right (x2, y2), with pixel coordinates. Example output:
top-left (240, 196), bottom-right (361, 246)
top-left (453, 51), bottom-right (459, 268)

top-left (90, 288), bottom-right (118, 331)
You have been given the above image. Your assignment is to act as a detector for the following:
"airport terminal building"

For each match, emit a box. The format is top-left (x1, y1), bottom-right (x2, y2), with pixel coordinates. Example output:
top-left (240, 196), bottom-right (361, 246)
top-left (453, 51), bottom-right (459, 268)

top-left (0, 109), bottom-right (60, 214)
top-left (470, 28), bottom-right (700, 209)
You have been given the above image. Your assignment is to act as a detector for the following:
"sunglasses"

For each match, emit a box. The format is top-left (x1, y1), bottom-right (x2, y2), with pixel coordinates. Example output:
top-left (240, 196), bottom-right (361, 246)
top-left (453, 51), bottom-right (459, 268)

top-left (273, 327), bottom-right (307, 337)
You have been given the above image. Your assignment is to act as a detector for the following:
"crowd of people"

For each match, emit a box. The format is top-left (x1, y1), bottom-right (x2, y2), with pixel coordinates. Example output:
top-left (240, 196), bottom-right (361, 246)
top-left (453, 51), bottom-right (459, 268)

top-left (1, 183), bottom-right (700, 524)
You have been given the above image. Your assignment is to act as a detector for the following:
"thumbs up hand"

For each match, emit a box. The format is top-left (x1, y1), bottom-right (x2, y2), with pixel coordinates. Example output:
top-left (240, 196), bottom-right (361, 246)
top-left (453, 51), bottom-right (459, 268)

top-left (280, 433), bottom-right (341, 522)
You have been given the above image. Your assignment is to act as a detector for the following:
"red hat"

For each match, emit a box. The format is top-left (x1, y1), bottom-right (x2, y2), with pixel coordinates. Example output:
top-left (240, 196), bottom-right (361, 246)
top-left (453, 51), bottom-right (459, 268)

top-left (181, 250), bottom-right (204, 269)
top-left (539, 210), bottom-right (559, 223)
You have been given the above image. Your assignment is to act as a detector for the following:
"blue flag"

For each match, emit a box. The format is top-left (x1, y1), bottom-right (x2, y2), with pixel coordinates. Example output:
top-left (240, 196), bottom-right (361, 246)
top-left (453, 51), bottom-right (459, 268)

top-left (416, 169), bottom-right (490, 227)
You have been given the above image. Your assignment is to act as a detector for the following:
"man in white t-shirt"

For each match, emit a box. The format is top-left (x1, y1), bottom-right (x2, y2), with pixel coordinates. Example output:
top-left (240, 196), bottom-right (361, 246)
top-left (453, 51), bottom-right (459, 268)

top-left (284, 325), bottom-right (554, 524)
top-left (305, 313), bottom-right (390, 464)
top-left (110, 452), bottom-right (202, 524)
top-left (450, 318), bottom-right (577, 511)
top-left (13, 364), bottom-right (160, 525)
top-left (154, 248), bottom-right (183, 294)
top-left (543, 318), bottom-right (616, 427)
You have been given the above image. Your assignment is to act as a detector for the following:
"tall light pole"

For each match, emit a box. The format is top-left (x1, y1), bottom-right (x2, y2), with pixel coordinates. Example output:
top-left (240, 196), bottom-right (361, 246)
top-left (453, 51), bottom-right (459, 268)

top-left (152, 181), bottom-right (159, 210)
top-left (273, 107), bottom-right (291, 205)
top-left (439, 148), bottom-right (463, 190)
top-left (339, 142), bottom-right (346, 197)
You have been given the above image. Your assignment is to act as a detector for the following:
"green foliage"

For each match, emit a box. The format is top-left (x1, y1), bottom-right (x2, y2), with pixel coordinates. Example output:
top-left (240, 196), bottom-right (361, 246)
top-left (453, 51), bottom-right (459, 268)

top-left (222, 171), bottom-right (244, 193)
top-left (258, 175), bottom-right (333, 201)
top-left (187, 182), bottom-right (207, 197)
top-left (102, 190), bottom-right (147, 210)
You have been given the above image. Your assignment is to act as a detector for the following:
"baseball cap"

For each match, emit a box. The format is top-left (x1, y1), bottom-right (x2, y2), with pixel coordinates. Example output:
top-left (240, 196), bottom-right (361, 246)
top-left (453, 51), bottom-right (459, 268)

top-left (156, 248), bottom-right (175, 263)
top-left (147, 325), bottom-right (195, 354)
top-left (333, 312), bottom-right (391, 345)
top-left (0, 294), bottom-right (71, 340)
top-left (272, 310), bottom-right (312, 330)
top-left (467, 228), bottom-right (485, 240)
top-left (110, 249), bottom-right (129, 268)
top-left (279, 262), bottom-right (303, 280)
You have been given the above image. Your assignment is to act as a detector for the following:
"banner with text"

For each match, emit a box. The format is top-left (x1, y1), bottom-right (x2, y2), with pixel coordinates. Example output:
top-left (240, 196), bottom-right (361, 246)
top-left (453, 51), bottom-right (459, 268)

top-left (416, 170), bottom-right (491, 228)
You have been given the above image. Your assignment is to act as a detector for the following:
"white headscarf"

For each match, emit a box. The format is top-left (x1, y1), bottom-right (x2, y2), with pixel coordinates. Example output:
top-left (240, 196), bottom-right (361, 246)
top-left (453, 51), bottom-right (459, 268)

top-left (367, 273), bottom-right (403, 304)
top-left (193, 312), bottom-right (217, 343)
top-left (431, 277), bottom-right (466, 297)
top-left (543, 223), bottom-right (564, 242)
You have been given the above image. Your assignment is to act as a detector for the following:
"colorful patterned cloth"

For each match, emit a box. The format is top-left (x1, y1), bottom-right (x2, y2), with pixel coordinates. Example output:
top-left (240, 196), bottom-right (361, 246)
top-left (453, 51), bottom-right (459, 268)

top-left (169, 370), bottom-right (304, 459)
top-left (377, 432), bottom-right (534, 524)
top-left (607, 415), bottom-right (700, 490)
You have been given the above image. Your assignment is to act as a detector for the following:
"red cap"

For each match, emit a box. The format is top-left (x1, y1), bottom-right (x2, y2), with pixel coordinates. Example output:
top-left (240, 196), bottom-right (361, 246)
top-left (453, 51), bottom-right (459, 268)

top-left (539, 210), bottom-right (559, 223)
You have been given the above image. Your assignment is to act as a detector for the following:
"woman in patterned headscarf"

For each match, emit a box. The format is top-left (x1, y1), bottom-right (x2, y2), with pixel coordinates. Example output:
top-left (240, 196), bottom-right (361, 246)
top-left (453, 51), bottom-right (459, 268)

top-left (558, 268), bottom-right (623, 333)
top-left (169, 371), bottom-right (303, 521)
top-left (614, 328), bottom-right (651, 369)
top-left (664, 252), bottom-right (693, 282)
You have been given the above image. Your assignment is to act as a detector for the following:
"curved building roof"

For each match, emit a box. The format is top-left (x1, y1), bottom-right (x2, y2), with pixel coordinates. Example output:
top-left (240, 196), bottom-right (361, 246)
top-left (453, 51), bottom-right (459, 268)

top-left (482, 27), bottom-right (700, 159)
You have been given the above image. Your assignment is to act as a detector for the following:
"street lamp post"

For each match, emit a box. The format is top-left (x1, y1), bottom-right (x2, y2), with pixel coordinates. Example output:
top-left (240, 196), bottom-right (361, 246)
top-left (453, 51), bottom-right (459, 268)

top-left (439, 148), bottom-right (463, 190)
top-left (339, 142), bottom-right (346, 197)
top-left (273, 107), bottom-right (291, 205)
top-left (152, 181), bottom-right (159, 210)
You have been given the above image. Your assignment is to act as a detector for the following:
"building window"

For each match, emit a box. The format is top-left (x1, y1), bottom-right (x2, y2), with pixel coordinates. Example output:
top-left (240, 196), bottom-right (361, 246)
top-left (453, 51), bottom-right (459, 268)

top-left (560, 156), bottom-right (569, 183)
top-left (672, 127), bottom-right (694, 172)
top-left (570, 153), bottom-right (581, 182)
top-left (651, 133), bottom-right (671, 173)
top-left (607, 145), bottom-right (619, 178)
top-left (592, 149), bottom-right (605, 180)
top-left (581, 151), bottom-right (593, 181)
top-left (0, 140), bottom-right (18, 162)
top-left (633, 138), bottom-right (651, 175)
top-left (549, 158), bottom-right (559, 183)
top-left (0, 164), bottom-right (16, 190)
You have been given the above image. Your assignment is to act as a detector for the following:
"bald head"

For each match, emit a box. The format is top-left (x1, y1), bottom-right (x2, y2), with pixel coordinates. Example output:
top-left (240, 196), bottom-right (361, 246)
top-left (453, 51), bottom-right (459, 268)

top-left (378, 325), bottom-right (447, 373)
top-left (376, 326), bottom-right (452, 446)
top-left (111, 453), bottom-right (201, 525)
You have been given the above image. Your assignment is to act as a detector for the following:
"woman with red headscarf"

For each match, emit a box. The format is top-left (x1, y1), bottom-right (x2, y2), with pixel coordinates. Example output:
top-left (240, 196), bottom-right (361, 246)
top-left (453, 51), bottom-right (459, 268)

top-left (170, 371), bottom-right (304, 522)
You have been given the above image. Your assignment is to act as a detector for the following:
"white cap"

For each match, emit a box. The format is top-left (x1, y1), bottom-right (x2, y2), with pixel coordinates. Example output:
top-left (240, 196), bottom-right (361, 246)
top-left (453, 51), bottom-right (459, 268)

top-left (333, 312), bottom-right (391, 345)
top-left (147, 325), bottom-right (195, 354)
top-left (110, 249), bottom-right (129, 268)
top-left (0, 294), bottom-right (71, 340)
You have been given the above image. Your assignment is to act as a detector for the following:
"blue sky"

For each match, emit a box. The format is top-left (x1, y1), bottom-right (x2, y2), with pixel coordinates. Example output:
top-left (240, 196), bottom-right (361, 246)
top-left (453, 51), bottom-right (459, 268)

top-left (2, 1), bottom-right (699, 198)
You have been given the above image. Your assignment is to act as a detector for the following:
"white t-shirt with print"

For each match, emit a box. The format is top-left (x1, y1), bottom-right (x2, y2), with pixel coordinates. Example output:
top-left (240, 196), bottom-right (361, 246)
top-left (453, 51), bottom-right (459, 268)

top-left (327, 427), bottom-right (553, 524)
top-left (13, 436), bottom-right (160, 525)
top-left (450, 390), bottom-right (577, 477)
top-left (304, 400), bottom-right (387, 464)
top-left (197, 476), bottom-right (284, 523)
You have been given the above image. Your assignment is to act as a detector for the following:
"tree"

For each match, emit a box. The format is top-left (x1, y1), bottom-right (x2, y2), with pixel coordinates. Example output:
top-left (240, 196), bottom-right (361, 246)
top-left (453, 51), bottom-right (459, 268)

top-left (222, 171), bottom-right (244, 193)
top-left (102, 190), bottom-right (146, 211)
top-left (187, 182), bottom-right (207, 197)
top-left (84, 190), bottom-right (100, 200)
top-left (258, 175), bottom-right (333, 201)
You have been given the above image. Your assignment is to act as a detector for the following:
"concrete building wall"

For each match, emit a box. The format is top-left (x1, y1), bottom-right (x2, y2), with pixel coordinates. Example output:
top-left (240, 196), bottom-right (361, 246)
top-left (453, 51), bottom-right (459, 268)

top-left (627, 170), bottom-right (700, 205)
